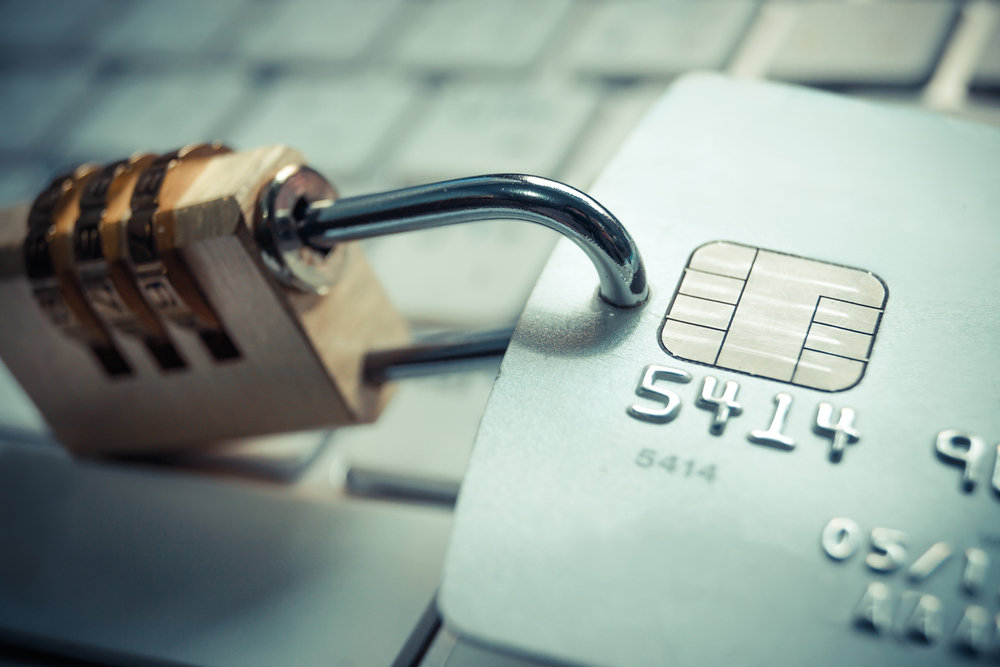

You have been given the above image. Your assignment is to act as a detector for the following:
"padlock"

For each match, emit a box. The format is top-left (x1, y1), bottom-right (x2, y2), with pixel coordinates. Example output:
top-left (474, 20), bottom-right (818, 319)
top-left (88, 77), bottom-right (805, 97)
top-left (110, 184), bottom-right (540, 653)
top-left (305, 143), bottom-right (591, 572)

top-left (0, 144), bottom-right (412, 455)
top-left (0, 145), bottom-right (646, 456)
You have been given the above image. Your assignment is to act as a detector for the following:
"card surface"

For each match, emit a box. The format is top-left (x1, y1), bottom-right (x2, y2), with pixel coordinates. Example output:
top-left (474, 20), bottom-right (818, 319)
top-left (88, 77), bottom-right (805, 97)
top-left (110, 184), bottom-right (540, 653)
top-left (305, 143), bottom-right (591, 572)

top-left (440, 74), bottom-right (1000, 666)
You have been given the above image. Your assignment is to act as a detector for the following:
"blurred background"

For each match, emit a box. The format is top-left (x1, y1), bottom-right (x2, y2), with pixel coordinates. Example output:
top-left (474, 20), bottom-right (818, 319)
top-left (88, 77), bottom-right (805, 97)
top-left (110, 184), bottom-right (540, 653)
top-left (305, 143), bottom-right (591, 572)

top-left (2, 0), bottom-right (998, 495)
top-left (0, 0), bottom-right (998, 665)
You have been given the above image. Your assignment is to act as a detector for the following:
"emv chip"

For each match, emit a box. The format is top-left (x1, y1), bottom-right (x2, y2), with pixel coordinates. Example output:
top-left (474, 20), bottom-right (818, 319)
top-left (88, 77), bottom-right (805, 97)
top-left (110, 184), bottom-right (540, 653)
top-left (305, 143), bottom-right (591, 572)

top-left (660, 242), bottom-right (886, 391)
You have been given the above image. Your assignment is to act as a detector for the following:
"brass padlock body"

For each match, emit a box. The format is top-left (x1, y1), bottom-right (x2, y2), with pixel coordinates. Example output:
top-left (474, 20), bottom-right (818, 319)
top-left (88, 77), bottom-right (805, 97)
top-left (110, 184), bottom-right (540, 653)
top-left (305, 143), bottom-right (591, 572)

top-left (0, 145), bottom-right (409, 455)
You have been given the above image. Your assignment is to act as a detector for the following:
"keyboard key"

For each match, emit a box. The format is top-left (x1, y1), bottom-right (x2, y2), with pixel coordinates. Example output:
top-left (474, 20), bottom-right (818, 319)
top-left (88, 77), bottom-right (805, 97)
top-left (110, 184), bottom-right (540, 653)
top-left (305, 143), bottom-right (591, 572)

top-left (569, 1), bottom-right (758, 77)
top-left (384, 82), bottom-right (595, 324)
top-left (0, 164), bottom-right (51, 207)
top-left (305, 368), bottom-right (499, 489)
top-left (393, 82), bottom-right (598, 181)
top-left (0, 69), bottom-right (91, 150)
top-left (972, 12), bottom-right (1000, 88)
top-left (394, 0), bottom-right (570, 70)
top-left (0, 442), bottom-right (451, 667)
top-left (100, 0), bottom-right (246, 55)
top-left (239, 0), bottom-right (401, 62)
top-left (67, 71), bottom-right (247, 161)
top-left (559, 84), bottom-right (665, 190)
top-left (0, 0), bottom-right (103, 48)
top-left (768, 0), bottom-right (958, 86)
top-left (0, 70), bottom-right (92, 152)
top-left (955, 100), bottom-right (1000, 125)
top-left (225, 76), bottom-right (418, 178)
top-left (362, 220), bottom-right (558, 326)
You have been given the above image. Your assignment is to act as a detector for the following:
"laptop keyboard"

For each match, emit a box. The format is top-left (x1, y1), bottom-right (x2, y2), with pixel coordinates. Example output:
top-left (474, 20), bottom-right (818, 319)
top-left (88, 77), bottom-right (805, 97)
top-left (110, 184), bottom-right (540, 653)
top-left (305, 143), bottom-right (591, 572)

top-left (1, 0), bottom-right (999, 492)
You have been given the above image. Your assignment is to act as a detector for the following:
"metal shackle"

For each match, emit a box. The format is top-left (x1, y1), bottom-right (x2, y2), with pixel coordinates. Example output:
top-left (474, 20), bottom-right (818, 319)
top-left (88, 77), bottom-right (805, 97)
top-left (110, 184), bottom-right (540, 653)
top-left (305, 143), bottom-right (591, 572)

top-left (260, 172), bottom-right (649, 308)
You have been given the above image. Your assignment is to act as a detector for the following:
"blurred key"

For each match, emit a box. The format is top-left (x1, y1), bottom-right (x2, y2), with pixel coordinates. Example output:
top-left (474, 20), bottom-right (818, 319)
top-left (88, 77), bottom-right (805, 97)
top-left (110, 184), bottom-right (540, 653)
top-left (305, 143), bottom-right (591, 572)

top-left (0, 0), bottom-right (103, 49)
top-left (394, 0), bottom-right (570, 70)
top-left (570, 0), bottom-right (758, 77)
top-left (0, 164), bottom-right (52, 207)
top-left (67, 71), bottom-right (247, 160)
top-left (560, 84), bottom-right (666, 190)
top-left (239, 0), bottom-right (401, 62)
top-left (972, 13), bottom-right (1000, 88)
top-left (768, 0), bottom-right (958, 86)
top-left (393, 82), bottom-right (598, 181)
top-left (0, 442), bottom-right (451, 667)
top-left (376, 82), bottom-right (596, 325)
top-left (362, 221), bottom-right (558, 326)
top-left (0, 70), bottom-right (92, 152)
top-left (100, 0), bottom-right (246, 55)
top-left (306, 368), bottom-right (500, 491)
top-left (226, 76), bottom-right (419, 177)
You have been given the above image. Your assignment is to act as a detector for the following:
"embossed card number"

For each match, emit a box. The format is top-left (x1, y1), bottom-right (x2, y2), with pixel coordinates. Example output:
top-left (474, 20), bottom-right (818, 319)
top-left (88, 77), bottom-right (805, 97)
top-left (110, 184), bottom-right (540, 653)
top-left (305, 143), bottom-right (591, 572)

top-left (627, 365), bottom-right (1000, 497)
top-left (627, 364), bottom-right (863, 462)
top-left (820, 517), bottom-right (999, 655)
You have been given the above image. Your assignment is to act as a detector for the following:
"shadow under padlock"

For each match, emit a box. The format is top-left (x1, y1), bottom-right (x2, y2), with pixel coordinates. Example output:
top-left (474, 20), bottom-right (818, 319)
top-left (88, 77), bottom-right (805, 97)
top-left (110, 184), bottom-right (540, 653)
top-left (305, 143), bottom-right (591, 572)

top-left (0, 145), bottom-right (647, 456)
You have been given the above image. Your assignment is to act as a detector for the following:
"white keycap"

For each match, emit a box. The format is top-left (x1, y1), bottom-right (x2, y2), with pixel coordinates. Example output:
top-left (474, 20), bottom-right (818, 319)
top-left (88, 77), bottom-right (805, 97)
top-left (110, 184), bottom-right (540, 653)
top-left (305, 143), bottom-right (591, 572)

top-left (225, 76), bottom-right (418, 177)
top-left (768, 1), bottom-right (958, 86)
top-left (100, 0), bottom-right (246, 55)
top-left (393, 82), bottom-right (598, 181)
top-left (559, 85), bottom-right (665, 190)
top-left (303, 368), bottom-right (499, 489)
top-left (569, 1), bottom-right (758, 77)
top-left (362, 221), bottom-right (558, 326)
top-left (0, 71), bottom-right (92, 151)
top-left (0, 441), bottom-right (450, 667)
top-left (394, 0), bottom-right (570, 70)
top-left (0, 0), bottom-right (101, 48)
top-left (67, 71), bottom-right (247, 161)
top-left (239, 0), bottom-right (401, 61)
top-left (384, 82), bottom-right (595, 325)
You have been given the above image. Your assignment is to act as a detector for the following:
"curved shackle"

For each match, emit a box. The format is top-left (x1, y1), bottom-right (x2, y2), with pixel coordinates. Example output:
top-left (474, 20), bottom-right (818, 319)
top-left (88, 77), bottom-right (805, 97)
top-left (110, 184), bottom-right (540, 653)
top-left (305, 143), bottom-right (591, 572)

top-left (299, 174), bottom-right (649, 308)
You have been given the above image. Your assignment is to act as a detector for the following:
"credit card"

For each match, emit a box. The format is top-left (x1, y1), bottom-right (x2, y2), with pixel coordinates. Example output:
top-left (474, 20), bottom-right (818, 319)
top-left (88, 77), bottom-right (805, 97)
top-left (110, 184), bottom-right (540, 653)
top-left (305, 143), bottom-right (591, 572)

top-left (440, 73), bottom-right (1000, 666)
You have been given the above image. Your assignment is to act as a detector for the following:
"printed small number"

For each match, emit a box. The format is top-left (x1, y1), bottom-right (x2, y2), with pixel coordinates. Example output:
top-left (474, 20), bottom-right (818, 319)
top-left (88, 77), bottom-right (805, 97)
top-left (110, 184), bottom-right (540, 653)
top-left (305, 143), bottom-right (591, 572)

top-left (635, 449), bottom-right (716, 483)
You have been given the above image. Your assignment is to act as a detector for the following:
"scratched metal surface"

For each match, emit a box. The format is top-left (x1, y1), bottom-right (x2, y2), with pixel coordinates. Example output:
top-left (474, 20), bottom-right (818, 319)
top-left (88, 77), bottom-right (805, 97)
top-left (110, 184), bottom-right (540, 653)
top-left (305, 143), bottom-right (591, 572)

top-left (440, 74), bottom-right (1000, 666)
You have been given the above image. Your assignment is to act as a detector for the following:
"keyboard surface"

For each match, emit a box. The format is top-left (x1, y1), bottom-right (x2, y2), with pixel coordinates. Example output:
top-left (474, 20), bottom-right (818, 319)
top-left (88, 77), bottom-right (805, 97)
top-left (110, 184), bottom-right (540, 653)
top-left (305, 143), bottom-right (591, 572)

top-left (0, 1), bottom-right (999, 665)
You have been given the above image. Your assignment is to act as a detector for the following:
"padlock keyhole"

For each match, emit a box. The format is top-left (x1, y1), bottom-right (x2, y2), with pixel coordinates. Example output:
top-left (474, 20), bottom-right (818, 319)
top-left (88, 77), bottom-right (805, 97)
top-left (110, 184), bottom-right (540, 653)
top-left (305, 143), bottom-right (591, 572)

top-left (293, 195), bottom-right (331, 258)
top-left (292, 196), bottom-right (310, 225)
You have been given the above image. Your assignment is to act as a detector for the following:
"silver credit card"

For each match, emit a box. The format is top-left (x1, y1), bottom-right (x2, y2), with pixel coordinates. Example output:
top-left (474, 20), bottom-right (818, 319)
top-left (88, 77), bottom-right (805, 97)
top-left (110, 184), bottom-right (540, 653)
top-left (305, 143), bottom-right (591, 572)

top-left (440, 74), bottom-right (1000, 666)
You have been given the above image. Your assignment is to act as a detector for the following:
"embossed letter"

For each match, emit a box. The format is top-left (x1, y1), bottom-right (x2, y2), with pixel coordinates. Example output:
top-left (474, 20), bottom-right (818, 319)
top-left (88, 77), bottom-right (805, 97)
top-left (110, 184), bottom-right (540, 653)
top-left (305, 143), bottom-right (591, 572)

top-left (953, 606), bottom-right (991, 654)
top-left (962, 548), bottom-right (989, 595)
top-left (853, 583), bottom-right (892, 633)
top-left (993, 443), bottom-right (1000, 496)
top-left (904, 594), bottom-right (944, 645)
